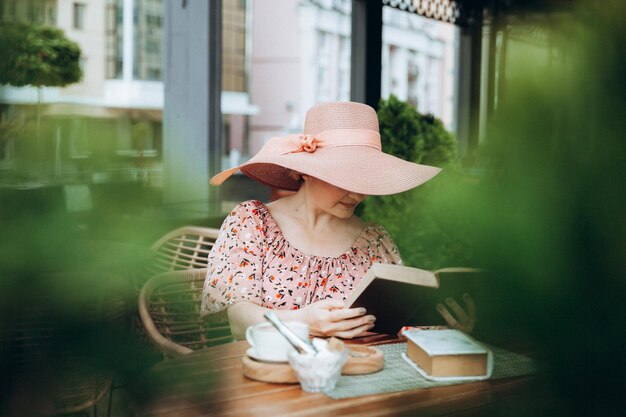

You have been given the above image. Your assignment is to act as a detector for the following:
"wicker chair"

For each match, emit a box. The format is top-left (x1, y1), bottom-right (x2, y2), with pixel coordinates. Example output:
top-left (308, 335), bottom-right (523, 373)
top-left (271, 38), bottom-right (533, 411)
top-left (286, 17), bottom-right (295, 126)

top-left (138, 268), bottom-right (234, 357)
top-left (130, 226), bottom-right (221, 292)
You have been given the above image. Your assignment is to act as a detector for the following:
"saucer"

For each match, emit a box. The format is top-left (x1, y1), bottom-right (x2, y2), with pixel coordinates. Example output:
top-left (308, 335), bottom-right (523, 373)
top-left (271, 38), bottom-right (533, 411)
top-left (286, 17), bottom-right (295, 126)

top-left (246, 348), bottom-right (288, 363)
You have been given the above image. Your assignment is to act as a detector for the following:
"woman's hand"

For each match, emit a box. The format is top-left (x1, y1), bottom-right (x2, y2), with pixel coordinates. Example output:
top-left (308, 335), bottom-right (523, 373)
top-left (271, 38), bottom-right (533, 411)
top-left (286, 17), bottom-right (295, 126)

top-left (436, 293), bottom-right (476, 333)
top-left (299, 299), bottom-right (375, 339)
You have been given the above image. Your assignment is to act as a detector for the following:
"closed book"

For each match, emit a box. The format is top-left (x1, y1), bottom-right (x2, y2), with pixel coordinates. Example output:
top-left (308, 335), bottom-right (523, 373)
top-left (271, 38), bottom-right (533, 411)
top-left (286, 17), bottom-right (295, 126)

top-left (404, 329), bottom-right (489, 378)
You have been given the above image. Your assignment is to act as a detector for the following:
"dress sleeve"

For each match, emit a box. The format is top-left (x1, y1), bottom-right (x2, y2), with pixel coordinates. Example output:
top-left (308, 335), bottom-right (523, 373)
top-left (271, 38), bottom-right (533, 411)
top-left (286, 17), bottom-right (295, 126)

top-left (201, 201), bottom-right (266, 316)
top-left (370, 223), bottom-right (404, 265)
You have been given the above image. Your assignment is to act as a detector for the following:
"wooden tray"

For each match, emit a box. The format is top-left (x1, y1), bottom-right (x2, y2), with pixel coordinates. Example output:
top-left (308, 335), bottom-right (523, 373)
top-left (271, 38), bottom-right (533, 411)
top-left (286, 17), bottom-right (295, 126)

top-left (342, 345), bottom-right (385, 375)
top-left (242, 345), bottom-right (384, 383)
top-left (242, 355), bottom-right (298, 383)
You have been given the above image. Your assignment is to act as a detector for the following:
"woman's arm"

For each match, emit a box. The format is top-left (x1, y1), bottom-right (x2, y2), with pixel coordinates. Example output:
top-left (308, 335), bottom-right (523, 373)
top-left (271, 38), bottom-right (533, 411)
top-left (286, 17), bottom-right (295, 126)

top-left (227, 301), bottom-right (300, 340)
top-left (227, 299), bottom-right (375, 340)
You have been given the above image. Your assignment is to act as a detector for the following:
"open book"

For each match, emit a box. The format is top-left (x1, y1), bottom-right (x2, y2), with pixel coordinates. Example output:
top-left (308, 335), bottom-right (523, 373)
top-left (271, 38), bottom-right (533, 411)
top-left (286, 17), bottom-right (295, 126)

top-left (345, 263), bottom-right (482, 335)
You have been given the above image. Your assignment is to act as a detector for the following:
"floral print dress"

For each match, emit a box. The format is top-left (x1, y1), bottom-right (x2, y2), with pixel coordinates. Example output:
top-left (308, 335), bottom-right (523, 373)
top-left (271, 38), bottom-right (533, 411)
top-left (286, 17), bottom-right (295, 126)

top-left (201, 200), bottom-right (403, 316)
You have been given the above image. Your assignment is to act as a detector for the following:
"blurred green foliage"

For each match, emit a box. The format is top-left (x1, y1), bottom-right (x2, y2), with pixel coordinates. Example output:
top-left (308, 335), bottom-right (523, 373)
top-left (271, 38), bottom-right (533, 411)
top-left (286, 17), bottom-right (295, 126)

top-left (0, 180), bottom-right (224, 415)
top-left (453, 1), bottom-right (625, 415)
top-left (366, 2), bottom-right (624, 415)
top-left (361, 95), bottom-right (473, 270)
top-left (0, 23), bottom-right (82, 87)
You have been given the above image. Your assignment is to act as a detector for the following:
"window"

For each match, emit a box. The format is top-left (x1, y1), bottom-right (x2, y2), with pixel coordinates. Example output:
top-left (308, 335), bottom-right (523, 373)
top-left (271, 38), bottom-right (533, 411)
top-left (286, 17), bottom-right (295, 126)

top-left (145, 40), bottom-right (160, 54)
top-left (68, 119), bottom-right (91, 160)
top-left (146, 14), bottom-right (162, 28)
top-left (28, 1), bottom-right (44, 24)
top-left (338, 36), bottom-right (351, 101)
top-left (146, 67), bottom-right (161, 80)
top-left (134, 0), bottom-right (164, 81)
top-left (105, 0), bottom-right (123, 79)
top-left (73, 2), bottom-right (85, 30)
top-left (407, 55), bottom-right (419, 108)
top-left (222, 0), bottom-right (246, 92)
top-left (79, 57), bottom-right (86, 73)
top-left (46, 3), bottom-right (56, 25)
top-left (316, 31), bottom-right (330, 102)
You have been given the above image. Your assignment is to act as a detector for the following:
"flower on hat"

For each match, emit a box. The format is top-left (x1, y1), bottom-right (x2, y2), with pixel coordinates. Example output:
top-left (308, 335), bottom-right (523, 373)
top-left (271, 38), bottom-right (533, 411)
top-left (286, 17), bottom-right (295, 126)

top-left (297, 134), bottom-right (318, 153)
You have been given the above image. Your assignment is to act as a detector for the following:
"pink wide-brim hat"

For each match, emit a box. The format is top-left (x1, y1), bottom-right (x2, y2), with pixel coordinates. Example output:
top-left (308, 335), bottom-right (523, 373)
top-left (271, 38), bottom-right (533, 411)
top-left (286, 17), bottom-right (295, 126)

top-left (210, 101), bottom-right (441, 195)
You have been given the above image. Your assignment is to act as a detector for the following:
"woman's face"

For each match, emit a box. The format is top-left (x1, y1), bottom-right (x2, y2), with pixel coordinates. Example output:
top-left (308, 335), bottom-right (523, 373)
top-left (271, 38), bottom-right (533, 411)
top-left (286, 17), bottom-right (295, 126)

top-left (303, 176), bottom-right (366, 218)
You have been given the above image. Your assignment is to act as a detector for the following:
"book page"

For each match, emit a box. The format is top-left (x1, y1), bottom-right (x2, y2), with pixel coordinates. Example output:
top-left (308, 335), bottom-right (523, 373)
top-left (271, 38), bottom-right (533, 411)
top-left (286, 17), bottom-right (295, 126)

top-left (371, 263), bottom-right (439, 287)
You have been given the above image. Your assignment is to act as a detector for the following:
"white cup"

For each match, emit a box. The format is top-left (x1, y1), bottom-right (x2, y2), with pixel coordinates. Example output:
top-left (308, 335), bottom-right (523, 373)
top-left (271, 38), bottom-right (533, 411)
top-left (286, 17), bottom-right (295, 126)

top-left (245, 321), bottom-right (309, 362)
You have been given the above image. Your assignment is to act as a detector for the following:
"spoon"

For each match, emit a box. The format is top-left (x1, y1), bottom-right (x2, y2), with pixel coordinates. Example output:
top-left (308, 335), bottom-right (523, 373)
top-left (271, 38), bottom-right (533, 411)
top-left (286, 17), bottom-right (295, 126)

top-left (264, 311), bottom-right (317, 355)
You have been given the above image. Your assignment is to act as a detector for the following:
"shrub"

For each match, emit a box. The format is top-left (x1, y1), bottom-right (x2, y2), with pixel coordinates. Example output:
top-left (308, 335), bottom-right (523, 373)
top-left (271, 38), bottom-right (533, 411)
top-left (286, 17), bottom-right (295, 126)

top-left (377, 95), bottom-right (457, 167)
top-left (360, 95), bottom-right (473, 269)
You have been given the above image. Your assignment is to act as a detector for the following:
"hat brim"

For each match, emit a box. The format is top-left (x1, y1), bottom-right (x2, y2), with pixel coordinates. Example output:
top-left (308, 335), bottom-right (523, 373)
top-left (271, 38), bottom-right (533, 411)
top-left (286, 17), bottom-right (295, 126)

top-left (211, 147), bottom-right (441, 195)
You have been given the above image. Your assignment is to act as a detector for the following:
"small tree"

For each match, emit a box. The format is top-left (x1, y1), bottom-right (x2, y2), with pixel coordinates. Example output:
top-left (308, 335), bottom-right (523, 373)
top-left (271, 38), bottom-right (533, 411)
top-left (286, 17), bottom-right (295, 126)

top-left (0, 23), bottom-right (82, 134)
top-left (0, 23), bottom-right (82, 88)
top-left (0, 23), bottom-right (82, 180)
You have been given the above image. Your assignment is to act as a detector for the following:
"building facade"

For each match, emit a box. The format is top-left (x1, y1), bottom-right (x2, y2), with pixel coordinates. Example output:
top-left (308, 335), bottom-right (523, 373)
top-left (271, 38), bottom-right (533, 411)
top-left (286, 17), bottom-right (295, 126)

top-left (246, 0), bottom-right (459, 165)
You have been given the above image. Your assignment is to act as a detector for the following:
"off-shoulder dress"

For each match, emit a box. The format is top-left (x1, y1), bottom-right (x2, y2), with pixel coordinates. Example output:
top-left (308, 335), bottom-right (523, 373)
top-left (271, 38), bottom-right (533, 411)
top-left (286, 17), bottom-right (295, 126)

top-left (201, 200), bottom-right (402, 316)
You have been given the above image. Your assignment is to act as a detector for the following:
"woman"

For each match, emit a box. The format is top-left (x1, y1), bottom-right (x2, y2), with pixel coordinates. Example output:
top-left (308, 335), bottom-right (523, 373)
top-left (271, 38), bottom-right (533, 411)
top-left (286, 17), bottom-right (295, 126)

top-left (201, 102), bottom-right (449, 340)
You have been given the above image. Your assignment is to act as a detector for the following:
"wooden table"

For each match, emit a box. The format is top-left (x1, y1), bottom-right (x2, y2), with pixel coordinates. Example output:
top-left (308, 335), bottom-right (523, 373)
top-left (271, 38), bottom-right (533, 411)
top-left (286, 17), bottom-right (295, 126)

top-left (133, 335), bottom-right (540, 417)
